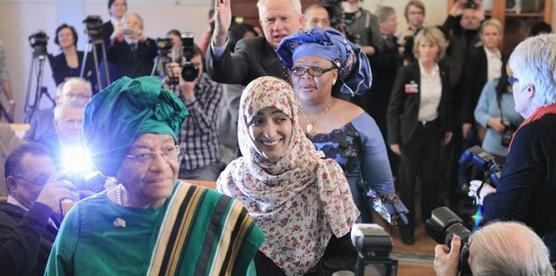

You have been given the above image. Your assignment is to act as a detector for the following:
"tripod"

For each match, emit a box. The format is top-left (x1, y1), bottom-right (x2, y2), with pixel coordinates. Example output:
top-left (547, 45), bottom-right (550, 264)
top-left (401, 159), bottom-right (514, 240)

top-left (24, 46), bottom-right (55, 123)
top-left (81, 38), bottom-right (110, 90)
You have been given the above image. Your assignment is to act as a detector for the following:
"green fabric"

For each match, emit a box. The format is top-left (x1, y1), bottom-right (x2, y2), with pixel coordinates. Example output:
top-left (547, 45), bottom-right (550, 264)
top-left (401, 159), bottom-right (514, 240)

top-left (44, 183), bottom-right (264, 276)
top-left (83, 76), bottom-right (188, 176)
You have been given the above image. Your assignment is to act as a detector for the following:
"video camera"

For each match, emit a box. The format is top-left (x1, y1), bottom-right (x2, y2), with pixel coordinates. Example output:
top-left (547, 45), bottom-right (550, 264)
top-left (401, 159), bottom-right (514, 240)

top-left (352, 224), bottom-right (397, 276)
top-left (83, 15), bottom-right (104, 39)
top-left (28, 31), bottom-right (49, 56)
top-left (426, 207), bottom-right (472, 275)
top-left (458, 146), bottom-right (502, 187)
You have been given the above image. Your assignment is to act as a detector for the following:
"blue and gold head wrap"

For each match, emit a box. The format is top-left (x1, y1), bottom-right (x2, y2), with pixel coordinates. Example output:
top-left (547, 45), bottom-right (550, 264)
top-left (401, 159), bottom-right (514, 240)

top-left (276, 27), bottom-right (372, 97)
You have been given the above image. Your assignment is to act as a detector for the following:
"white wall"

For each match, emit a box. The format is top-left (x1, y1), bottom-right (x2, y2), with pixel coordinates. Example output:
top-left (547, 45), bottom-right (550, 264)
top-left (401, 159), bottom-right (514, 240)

top-left (0, 0), bottom-right (211, 122)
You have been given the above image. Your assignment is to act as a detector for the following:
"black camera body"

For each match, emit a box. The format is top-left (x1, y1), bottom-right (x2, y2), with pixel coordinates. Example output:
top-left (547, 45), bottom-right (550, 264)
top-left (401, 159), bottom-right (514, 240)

top-left (426, 207), bottom-right (472, 275)
top-left (83, 15), bottom-right (104, 39)
top-left (28, 31), bottom-right (49, 56)
top-left (463, 0), bottom-right (479, 9)
top-left (61, 171), bottom-right (107, 195)
top-left (180, 35), bottom-right (199, 82)
top-left (459, 145), bottom-right (502, 187)
top-left (501, 120), bottom-right (517, 147)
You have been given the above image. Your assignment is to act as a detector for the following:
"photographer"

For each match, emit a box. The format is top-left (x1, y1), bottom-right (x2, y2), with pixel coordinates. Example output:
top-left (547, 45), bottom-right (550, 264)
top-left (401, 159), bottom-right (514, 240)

top-left (166, 45), bottom-right (222, 181)
top-left (48, 24), bottom-right (97, 92)
top-left (469, 34), bottom-right (556, 260)
top-left (473, 59), bottom-right (523, 162)
top-left (107, 12), bottom-right (156, 81)
top-left (434, 222), bottom-right (553, 276)
top-left (0, 143), bottom-right (78, 275)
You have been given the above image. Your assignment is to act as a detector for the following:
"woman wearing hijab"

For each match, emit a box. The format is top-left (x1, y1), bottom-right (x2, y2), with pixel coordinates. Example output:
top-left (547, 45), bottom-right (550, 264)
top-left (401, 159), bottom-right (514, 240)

top-left (45, 76), bottom-right (264, 275)
top-left (217, 76), bottom-right (359, 275)
top-left (276, 27), bottom-right (407, 225)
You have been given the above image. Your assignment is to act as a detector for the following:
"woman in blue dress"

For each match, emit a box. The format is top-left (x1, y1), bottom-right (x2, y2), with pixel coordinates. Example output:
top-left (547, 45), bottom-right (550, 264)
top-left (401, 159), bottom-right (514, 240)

top-left (277, 28), bottom-right (407, 224)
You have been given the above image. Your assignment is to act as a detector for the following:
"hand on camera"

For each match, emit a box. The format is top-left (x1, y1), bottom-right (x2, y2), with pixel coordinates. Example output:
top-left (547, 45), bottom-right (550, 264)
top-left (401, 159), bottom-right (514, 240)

top-left (468, 180), bottom-right (496, 205)
top-left (434, 235), bottom-right (461, 276)
top-left (35, 172), bottom-right (79, 215)
top-left (167, 63), bottom-right (195, 101)
top-left (488, 117), bottom-right (505, 133)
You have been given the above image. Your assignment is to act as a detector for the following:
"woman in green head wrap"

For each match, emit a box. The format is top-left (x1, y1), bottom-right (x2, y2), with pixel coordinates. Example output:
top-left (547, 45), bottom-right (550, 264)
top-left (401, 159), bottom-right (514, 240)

top-left (45, 76), bottom-right (264, 276)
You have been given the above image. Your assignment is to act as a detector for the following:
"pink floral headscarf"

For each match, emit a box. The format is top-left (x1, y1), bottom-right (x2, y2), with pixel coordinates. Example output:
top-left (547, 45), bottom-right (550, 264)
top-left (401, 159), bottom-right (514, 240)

top-left (217, 76), bottom-right (359, 275)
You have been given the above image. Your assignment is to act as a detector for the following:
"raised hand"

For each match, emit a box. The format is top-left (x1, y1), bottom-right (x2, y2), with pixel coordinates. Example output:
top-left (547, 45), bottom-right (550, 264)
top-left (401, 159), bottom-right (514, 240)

top-left (212, 0), bottom-right (232, 47)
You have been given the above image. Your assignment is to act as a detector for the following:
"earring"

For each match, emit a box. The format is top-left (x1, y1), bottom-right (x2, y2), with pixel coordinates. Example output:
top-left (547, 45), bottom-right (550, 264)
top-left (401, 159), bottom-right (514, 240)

top-left (333, 79), bottom-right (337, 85)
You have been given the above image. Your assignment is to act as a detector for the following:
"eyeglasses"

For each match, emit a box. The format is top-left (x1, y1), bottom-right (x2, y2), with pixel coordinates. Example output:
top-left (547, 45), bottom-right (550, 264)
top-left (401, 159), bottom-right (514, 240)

top-left (12, 174), bottom-right (50, 187)
top-left (291, 65), bottom-right (336, 77)
top-left (125, 145), bottom-right (180, 165)
top-left (507, 76), bottom-right (519, 86)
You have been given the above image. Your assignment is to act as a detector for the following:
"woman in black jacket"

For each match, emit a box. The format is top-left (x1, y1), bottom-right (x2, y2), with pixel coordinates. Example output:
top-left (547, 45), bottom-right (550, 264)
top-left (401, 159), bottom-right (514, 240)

top-left (387, 26), bottom-right (454, 244)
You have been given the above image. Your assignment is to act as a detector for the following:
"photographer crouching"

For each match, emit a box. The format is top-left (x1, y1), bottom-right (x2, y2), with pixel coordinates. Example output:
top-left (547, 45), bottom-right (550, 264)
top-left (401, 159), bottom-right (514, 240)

top-left (434, 221), bottom-right (553, 276)
top-left (467, 34), bottom-right (556, 262)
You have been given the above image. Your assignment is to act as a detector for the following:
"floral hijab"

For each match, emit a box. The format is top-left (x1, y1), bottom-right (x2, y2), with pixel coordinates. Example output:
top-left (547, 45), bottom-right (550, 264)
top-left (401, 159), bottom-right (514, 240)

top-left (217, 76), bottom-right (359, 275)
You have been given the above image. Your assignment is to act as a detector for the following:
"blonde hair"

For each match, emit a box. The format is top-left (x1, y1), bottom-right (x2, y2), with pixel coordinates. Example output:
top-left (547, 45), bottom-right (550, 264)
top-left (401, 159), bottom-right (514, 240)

top-left (480, 18), bottom-right (502, 35)
top-left (413, 27), bottom-right (448, 60)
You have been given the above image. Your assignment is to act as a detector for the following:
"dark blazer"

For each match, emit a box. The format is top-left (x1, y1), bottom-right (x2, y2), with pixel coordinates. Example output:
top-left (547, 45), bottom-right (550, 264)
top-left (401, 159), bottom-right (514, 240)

top-left (461, 45), bottom-right (488, 124)
top-left (387, 62), bottom-right (453, 146)
top-left (205, 36), bottom-right (286, 86)
top-left (107, 38), bottom-right (157, 81)
top-left (48, 51), bottom-right (97, 91)
top-left (0, 202), bottom-right (58, 276)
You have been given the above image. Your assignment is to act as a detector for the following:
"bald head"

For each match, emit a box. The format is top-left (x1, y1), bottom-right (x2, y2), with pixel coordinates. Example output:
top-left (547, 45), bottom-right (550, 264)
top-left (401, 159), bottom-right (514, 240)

top-left (304, 4), bottom-right (330, 30)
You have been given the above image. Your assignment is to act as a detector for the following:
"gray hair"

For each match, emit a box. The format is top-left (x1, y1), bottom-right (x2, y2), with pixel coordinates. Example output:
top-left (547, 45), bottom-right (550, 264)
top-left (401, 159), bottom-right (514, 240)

top-left (470, 221), bottom-right (554, 276)
top-left (121, 11), bottom-right (144, 30)
top-left (61, 77), bottom-right (92, 96)
top-left (509, 34), bottom-right (556, 107)
top-left (257, 0), bottom-right (302, 16)
top-left (375, 6), bottom-right (396, 23)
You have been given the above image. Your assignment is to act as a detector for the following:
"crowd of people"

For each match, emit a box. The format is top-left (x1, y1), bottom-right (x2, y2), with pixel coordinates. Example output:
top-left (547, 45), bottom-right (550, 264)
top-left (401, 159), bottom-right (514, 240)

top-left (1, 0), bottom-right (556, 275)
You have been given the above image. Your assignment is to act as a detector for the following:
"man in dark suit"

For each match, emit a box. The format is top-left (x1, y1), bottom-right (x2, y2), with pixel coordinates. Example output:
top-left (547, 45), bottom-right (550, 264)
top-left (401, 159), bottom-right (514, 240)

top-left (206, 0), bottom-right (304, 86)
top-left (0, 143), bottom-right (77, 275)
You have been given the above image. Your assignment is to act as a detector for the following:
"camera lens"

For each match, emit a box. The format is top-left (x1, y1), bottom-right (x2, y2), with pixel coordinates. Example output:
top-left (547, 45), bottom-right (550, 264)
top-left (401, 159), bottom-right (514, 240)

top-left (181, 63), bottom-right (199, 82)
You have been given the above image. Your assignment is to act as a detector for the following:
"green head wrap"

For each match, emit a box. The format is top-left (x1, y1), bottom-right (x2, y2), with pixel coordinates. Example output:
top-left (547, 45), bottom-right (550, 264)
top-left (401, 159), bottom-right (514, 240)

top-left (83, 76), bottom-right (188, 176)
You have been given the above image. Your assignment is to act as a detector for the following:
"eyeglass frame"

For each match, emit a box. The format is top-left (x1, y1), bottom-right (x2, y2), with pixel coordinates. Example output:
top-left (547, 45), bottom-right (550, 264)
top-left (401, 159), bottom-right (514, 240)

top-left (507, 75), bottom-right (519, 86)
top-left (291, 65), bottom-right (337, 77)
top-left (11, 174), bottom-right (50, 187)
top-left (124, 145), bottom-right (181, 165)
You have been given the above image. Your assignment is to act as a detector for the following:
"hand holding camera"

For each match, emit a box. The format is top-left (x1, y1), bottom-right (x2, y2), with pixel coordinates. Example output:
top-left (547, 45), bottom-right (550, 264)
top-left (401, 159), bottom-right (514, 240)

top-left (468, 180), bottom-right (496, 205)
top-left (433, 235), bottom-right (461, 276)
top-left (487, 117), bottom-right (505, 133)
top-left (35, 172), bottom-right (79, 215)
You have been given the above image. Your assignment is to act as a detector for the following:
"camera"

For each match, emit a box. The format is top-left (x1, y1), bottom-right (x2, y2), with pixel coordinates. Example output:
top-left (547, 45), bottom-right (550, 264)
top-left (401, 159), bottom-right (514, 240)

top-left (459, 145), bottom-right (501, 187)
top-left (351, 224), bottom-right (397, 276)
top-left (28, 31), bottom-right (49, 56)
top-left (463, 0), bottom-right (478, 9)
top-left (180, 34), bottom-right (200, 82)
top-left (426, 207), bottom-right (472, 275)
top-left (83, 15), bottom-right (104, 39)
top-left (500, 120), bottom-right (516, 147)
top-left (61, 170), bottom-right (107, 194)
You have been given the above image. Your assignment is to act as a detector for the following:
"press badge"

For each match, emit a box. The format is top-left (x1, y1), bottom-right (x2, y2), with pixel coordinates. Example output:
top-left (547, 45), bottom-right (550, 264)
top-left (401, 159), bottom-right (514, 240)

top-left (404, 81), bottom-right (418, 94)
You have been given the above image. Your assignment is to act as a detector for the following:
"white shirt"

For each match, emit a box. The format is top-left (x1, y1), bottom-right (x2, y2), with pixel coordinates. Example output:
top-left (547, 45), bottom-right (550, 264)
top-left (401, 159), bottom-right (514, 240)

top-left (484, 46), bottom-right (502, 81)
top-left (418, 62), bottom-right (442, 122)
